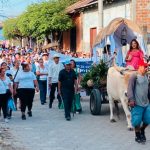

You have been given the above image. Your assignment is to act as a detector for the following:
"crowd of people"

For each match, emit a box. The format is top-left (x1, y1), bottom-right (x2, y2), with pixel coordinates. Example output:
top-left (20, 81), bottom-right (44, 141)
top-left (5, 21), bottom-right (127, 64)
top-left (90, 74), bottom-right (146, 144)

top-left (0, 39), bottom-right (150, 143)
top-left (0, 44), bottom-right (82, 122)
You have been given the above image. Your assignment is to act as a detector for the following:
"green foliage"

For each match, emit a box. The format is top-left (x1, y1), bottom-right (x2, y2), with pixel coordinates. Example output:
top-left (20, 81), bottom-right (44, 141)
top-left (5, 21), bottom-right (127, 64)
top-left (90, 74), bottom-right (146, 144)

top-left (3, 17), bottom-right (22, 39)
top-left (17, 12), bottom-right (31, 37)
top-left (81, 61), bottom-right (108, 89)
top-left (3, 0), bottom-right (78, 40)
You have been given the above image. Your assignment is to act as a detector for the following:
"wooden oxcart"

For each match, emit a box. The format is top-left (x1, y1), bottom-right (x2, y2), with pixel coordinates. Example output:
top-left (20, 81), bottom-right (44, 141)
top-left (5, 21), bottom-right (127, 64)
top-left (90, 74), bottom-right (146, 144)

top-left (90, 79), bottom-right (108, 115)
top-left (89, 18), bottom-right (147, 116)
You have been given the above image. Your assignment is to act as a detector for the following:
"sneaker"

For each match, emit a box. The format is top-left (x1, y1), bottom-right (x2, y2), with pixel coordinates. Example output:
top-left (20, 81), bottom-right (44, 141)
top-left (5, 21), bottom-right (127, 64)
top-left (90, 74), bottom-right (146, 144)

top-left (76, 111), bottom-right (80, 114)
top-left (49, 104), bottom-right (52, 109)
top-left (141, 130), bottom-right (146, 143)
top-left (66, 116), bottom-right (71, 121)
top-left (27, 111), bottom-right (32, 117)
top-left (22, 115), bottom-right (26, 120)
top-left (7, 116), bottom-right (11, 119)
top-left (4, 118), bottom-right (9, 123)
top-left (135, 132), bottom-right (141, 143)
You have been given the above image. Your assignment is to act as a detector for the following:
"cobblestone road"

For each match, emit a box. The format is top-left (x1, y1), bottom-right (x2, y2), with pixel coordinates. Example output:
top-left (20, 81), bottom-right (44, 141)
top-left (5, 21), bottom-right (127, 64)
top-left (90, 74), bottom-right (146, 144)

top-left (4, 94), bottom-right (150, 150)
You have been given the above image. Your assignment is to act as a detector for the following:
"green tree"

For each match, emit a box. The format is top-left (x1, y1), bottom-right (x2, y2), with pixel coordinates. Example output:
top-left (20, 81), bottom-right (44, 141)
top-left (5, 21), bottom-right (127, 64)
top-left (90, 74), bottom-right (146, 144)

top-left (3, 17), bottom-right (22, 40)
top-left (3, 0), bottom-right (78, 43)
top-left (17, 0), bottom-right (75, 42)
top-left (17, 12), bottom-right (31, 38)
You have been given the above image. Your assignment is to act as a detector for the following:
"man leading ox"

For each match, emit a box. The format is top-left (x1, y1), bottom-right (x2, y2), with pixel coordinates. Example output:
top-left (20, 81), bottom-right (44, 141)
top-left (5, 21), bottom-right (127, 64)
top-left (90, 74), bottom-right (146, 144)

top-left (127, 60), bottom-right (150, 143)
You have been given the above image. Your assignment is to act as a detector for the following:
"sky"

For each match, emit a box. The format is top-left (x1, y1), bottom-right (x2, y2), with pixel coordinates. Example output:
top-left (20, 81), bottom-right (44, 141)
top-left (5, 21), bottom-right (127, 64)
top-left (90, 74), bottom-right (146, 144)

top-left (0, 0), bottom-right (44, 21)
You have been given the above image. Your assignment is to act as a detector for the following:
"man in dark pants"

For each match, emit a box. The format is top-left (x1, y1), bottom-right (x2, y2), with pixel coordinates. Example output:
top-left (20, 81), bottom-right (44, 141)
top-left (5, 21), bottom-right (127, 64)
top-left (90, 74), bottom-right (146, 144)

top-left (127, 60), bottom-right (150, 143)
top-left (58, 61), bottom-right (77, 121)
top-left (48, 54), bottom-right (64, 108)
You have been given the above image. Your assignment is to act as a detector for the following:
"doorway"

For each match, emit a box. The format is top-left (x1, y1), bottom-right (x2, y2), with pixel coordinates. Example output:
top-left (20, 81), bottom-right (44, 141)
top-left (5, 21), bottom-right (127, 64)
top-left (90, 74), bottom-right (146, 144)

top-left (70, 27), bottom-right (76, 52)
top-left (90, 27), bottom-right (97, 49)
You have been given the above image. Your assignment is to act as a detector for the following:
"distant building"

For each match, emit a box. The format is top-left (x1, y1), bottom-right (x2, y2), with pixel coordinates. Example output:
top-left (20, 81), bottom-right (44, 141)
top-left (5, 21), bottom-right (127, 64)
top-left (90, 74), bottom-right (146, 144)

top-left (136, 0), bottom-right (150, 46)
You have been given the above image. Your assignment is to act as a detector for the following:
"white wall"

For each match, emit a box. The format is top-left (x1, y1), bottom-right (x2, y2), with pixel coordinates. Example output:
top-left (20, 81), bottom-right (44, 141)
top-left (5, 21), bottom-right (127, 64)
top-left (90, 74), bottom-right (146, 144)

top-left (82, 1), bottom-right (131, 52)
top-left (82, 10), bottom-right (99, 52)
top-left (103, 2), bottom-right (131, 27)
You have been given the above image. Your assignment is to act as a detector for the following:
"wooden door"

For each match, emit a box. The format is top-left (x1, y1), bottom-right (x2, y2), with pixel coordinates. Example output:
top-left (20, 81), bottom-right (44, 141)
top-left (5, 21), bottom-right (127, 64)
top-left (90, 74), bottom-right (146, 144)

top-left (70, 27), bottom-right (76, 52)
top-left (90, 28), bottom-right (97, 49)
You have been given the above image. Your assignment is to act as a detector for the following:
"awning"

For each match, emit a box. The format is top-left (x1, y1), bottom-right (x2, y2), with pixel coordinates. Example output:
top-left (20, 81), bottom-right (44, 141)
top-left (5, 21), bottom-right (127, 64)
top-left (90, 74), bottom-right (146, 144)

top-left (94, 17), bottom-right (142, 47)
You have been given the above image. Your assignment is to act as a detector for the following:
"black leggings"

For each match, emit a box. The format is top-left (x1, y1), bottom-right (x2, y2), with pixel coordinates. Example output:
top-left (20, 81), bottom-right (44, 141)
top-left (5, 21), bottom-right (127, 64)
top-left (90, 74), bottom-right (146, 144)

top-left (18, 88), bottom-right (35, 113)
top-left (0, 93), bottom-right (8, 118)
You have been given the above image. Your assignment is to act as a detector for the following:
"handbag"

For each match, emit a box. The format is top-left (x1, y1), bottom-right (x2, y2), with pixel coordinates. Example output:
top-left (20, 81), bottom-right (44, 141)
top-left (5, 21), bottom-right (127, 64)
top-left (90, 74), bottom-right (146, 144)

top-left (7, 97), bottom-right (16, 111)
top-left (59, 101), bottom-right (64, 109)
top-left (74, 93), bottom-right (82, 112)
top-left (59, 95), bottom-right (64, 109)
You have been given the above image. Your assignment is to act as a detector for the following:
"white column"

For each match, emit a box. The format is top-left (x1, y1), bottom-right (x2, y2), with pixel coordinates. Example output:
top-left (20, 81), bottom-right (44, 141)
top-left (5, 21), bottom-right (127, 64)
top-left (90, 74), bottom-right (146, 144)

top-left (98, 0), bottom-right (103, 31)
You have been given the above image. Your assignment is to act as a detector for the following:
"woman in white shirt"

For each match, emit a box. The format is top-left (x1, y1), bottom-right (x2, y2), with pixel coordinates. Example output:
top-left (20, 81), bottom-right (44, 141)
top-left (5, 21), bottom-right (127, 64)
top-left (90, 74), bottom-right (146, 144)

top-left (36, 58), bottom-right (48, 105)
top-left (0, 67), bottom-right (13, 123)
top-left (14, 63), bottom-right (39, 120)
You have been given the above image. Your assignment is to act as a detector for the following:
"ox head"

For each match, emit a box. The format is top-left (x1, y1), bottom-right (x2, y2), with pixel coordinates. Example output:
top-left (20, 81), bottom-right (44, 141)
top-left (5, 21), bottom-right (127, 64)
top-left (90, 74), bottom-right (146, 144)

top-left (114, 65), bottom-right (136, 98)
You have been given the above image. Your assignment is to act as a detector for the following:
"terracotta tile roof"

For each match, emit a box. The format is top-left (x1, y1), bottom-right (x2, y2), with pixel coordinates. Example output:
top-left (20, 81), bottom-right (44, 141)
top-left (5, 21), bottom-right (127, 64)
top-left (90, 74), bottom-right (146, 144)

top-left (66, 0), bottom-right (97, 14)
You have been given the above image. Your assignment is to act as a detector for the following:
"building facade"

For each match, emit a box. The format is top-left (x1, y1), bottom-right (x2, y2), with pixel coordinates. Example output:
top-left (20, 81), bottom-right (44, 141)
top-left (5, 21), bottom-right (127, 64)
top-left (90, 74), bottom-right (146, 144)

top-left (136, 0), bottom-right (150, 44)
top-left (82, 0), bottom-right (131, 53)
top-left (63, 0), bottom-right (150, 53)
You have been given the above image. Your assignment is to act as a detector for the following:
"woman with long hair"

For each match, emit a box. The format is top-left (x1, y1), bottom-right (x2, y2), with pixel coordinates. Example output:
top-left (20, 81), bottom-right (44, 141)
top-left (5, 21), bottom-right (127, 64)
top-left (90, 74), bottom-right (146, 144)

top-left (36, 58), bottom-right (48, 105)
top-left (11, 60), bottom-right (21, 109)
top-left (14, 63), bottom-right (39, 120)
top-left (0, 67), bottom-right (13, 123)
top-left (70, 59), bottom-right (82, 113)
top-left (126, 39), bottom-right (144, 70)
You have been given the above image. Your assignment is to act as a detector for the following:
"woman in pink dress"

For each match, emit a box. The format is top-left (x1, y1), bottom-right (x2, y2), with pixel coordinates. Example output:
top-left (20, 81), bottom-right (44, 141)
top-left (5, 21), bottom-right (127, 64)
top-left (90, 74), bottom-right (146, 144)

top-left (126, 39), bottom-right (144, 70)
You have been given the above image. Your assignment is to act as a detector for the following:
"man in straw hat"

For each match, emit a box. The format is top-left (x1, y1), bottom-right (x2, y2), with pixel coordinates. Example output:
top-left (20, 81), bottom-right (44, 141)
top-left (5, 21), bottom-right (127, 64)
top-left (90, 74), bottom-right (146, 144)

top-left (127, 60), bottom-right (150, 144)
top-left (48, 54), bottom-right (64, 108)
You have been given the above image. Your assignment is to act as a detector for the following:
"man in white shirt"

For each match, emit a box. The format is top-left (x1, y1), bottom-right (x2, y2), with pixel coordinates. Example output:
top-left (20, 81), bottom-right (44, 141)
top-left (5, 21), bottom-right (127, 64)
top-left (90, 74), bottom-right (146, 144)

top-left (48, 54), bottom-right (64, 108)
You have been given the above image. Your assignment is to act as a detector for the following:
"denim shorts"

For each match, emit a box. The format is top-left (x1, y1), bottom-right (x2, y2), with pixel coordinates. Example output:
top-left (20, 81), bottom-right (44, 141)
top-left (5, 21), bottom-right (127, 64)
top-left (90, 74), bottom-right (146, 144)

top-left (131, 105), bottom-right (150, 127)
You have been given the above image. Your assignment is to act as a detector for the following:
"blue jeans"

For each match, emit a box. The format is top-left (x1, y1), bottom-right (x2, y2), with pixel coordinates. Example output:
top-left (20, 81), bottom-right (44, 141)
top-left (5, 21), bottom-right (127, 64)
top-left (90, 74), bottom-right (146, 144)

top-left (38, 80), bottom-right (47, 104)
top-left (131, 105), bottom-right (150, 127)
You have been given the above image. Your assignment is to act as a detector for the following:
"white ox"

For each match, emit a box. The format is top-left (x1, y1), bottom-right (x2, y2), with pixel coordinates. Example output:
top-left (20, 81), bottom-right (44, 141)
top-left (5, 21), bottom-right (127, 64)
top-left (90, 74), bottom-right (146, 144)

top-left (107, 66), bottom-right (135, 130)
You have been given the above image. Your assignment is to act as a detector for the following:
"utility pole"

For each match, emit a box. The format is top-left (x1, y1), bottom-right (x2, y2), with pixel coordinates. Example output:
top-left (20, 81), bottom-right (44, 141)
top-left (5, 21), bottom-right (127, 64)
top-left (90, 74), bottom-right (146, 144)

top-left (98, 0), bottom-right (103, 31)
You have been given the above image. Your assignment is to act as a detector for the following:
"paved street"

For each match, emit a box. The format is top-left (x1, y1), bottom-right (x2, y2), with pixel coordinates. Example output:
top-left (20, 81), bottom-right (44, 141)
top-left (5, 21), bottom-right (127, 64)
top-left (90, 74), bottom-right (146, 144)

top-left (1, 94), bottom-right (150, 150)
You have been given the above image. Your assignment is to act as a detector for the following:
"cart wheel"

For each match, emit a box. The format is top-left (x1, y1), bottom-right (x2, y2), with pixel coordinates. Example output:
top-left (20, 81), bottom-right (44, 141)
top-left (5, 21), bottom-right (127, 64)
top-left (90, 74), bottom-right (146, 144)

top-left (90, 89), bottom-right (102, 115)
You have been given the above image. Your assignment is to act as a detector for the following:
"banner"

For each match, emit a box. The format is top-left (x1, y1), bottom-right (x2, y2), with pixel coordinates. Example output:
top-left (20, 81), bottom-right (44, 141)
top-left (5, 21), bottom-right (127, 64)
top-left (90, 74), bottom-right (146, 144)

top-left (76, 61), bottom-right (93, 74)
top-left (49, 50), bottom-right (93, 74)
